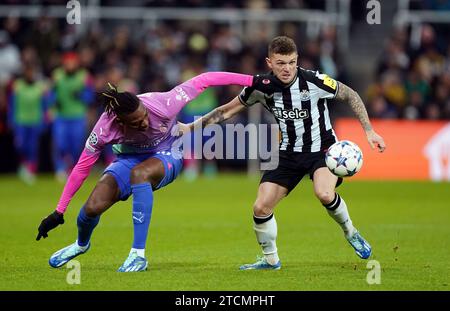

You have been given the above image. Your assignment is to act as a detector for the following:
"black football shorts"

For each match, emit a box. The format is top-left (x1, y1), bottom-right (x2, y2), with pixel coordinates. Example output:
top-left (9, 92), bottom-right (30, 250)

top-left (260, 150), bottom-right (343, 194)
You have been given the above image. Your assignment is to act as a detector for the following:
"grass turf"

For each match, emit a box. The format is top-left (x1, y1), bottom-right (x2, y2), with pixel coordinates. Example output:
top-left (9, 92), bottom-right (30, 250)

top-left (0, 173), bottom-right (449, 290)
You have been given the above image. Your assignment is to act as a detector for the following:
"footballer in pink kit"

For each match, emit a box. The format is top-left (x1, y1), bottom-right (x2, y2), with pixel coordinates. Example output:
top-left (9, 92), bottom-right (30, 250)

top-left (36, 72), bottom-right (260, 272)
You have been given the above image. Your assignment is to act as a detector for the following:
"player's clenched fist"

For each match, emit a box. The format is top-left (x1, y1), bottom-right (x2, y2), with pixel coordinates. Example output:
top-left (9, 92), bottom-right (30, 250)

top-left (36, 211), bottom-right (64, 240)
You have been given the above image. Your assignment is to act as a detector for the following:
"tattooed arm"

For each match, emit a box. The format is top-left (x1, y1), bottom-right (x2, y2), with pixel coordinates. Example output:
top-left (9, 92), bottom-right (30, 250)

top-left (335, 82), bottom-right (386, 152)
top-left (335, 82), bottom-right (372, 131)
top-left (177, 96), bottom-right (246, 135)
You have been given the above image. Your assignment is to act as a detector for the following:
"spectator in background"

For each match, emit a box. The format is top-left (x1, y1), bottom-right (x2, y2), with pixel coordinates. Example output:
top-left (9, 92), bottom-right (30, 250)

top-left (368, 95), bottom-right (399, 119)
top-left (0, 30), bottom-right (21, 86)
top-left (369, 23), bottom-right (450, 120)
top-left (106, 64), bottom-right (139, 94)
top-left (50, 52), bottom-right (94, 182)
top-left (3, 14), bottom-right (27, 49)
top-left (431, 78), bottom-right (450, 117)
top-left (403, 68), bottom-right (431, 119)
top-left (414, 39), bottom-right (446, 82)
top-left (7, 2), bottom-right (449, 178)
top-left (440, 67), bottom-right (450, 119)
top-left (28, 16), bottom-right (59, 75)
top-left (422, 0), bottom-right (450, 11)
top-left (8, 64), bottom-right (49, 184)
top-left (0, 86), bottom-right (6, 136)
top-left (320, 26), bottom-right (339, 79)
top-left (302, 39), bottom-right (321, 70)
top-left (376, 37), bottom-right (410, 78)
top-left (406, 24), bottom-right (448, 119)
top-left (0, 29), bottom-right (21, 174)
top-left (367, 70), bottom-right (406, 118)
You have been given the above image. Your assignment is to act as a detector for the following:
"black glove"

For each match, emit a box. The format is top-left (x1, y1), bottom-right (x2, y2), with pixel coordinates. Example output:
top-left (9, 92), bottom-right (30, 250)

top-left (252, 74), bottom-right (284, 93)
top-left (36, 211), bottom-right (64, 241)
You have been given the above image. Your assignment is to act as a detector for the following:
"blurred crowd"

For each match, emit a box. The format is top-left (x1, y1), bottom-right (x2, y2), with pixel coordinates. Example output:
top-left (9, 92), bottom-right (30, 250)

top-left (0, 4), bottom-right (345, 178)
top-left (367, 24), bottom-right (450, 119)
top-left (409, 0), bottom-right (450, 10)
top-left (1, 0), bottom-right (327, 9)
top-left (1, 0), bottom-right (450, 180)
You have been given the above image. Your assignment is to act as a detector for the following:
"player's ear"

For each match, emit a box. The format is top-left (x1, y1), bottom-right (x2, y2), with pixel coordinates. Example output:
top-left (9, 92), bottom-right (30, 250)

top-left (265, 57), bottom-right (272, 69)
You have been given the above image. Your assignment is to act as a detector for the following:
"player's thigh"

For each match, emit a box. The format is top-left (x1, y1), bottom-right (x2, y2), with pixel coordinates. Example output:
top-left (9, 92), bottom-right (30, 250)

top-left (313, 167), bottom-right (338, 204)
top-left (152, 152), bottom-right (183, 189)
top-left (253, 182), bottom-right (289, 216)
top-left (84, 173), bottom-right (121, 217)
top-left (131, 152), bottom-right (183, 189)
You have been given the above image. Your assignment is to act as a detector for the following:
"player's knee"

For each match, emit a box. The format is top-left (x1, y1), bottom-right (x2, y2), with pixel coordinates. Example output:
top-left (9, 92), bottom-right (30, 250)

top-left (253, 201), bottom-right (274, 217)
top-left (84, 200), bottom-right (104, 217)
top-left (315, 190), bottom-right (335, 205)
top-left (130, 166), bottom-right (161, 187)
top-left (130, 166), bottom-right (150, 184)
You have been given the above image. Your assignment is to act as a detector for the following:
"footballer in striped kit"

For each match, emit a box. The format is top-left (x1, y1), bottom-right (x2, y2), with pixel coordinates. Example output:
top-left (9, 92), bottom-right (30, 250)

top-left (182, 36), bottom-right (386, 269)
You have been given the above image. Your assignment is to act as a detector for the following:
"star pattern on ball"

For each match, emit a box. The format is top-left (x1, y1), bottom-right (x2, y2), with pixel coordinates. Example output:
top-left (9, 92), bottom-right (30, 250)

top-left (336, 156), bottom-right (348, 168)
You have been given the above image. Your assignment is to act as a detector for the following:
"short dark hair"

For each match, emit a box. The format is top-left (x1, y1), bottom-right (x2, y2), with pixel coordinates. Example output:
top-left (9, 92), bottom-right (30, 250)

top-left (268, 36), bottom-right (297, 56)
top-left (99, 83), bottom-right (140, 116)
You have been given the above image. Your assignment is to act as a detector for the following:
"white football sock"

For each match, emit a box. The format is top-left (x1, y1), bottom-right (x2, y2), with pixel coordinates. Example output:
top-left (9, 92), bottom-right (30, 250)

top-left (324, 193), bottom-right (356, 238)
top-left (130, 248), bottom-right (145, 258)
top-left (253, 214), bottom-right (280, 265)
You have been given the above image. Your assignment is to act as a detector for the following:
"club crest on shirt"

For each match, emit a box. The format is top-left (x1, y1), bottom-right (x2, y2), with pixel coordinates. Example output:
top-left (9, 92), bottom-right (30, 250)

top-left (300, 90), bottom-right (310, 101)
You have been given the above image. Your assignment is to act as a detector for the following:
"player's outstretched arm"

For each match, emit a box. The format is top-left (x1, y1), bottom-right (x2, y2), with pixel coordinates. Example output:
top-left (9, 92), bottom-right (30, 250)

top-left (166, 72), bottom-right (278, 121)
top-left (36, 150), bottom-right (101, 240)
top-left (335, 81), bottom-right (386, 152)
top-left (178, 96), bottom-right (246, 135)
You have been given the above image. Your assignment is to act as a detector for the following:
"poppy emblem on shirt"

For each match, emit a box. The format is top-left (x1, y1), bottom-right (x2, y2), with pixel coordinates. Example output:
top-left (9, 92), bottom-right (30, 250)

top-left (263, 79), bottom-right (271, 85)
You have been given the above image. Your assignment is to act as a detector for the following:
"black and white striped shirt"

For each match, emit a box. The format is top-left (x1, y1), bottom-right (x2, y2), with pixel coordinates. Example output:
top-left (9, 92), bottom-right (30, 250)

top-left (239, 67), bottom-right (339, 153)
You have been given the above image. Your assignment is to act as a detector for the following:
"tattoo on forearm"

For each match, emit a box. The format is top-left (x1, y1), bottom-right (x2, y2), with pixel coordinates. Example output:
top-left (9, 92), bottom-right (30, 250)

top-left (200, 109), bottom-right (225, 128)
top-left (335, 82), bottom-right (372, 131)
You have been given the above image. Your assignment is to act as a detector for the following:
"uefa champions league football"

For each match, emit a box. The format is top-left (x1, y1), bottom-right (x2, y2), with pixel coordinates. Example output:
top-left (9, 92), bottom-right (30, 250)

top-left (325, 140), bottom-right (363, 177)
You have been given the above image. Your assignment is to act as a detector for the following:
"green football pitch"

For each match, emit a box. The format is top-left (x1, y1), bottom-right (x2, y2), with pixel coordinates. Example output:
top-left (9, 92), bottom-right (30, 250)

top-left (0, 173), bottom-right (449, 290)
